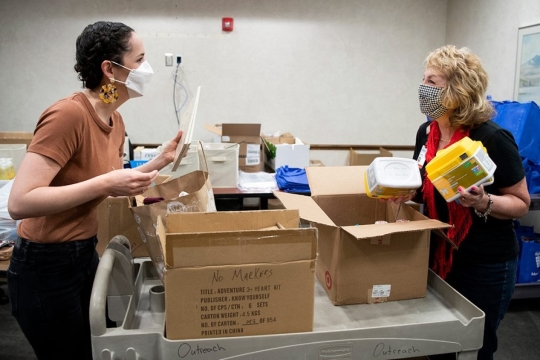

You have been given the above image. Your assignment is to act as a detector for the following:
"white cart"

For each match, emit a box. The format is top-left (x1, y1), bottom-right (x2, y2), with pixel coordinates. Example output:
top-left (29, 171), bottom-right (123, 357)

top-left (90, 237), bottom-right (484, 360)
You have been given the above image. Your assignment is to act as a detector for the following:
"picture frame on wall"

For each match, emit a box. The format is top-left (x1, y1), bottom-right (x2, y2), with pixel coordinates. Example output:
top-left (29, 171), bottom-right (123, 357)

top-left (514, 23), bottom-right (540, 103)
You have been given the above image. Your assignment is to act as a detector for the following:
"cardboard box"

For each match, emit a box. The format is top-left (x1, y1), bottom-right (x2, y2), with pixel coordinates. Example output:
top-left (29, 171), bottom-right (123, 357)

top-left (262, 132), bottom-right (296, 145)
top-left (205, 124), bottom-right (264, 172)
top-left (349, 147), bottom-right (393, 166)
top-left (274, 166), bottom-right (450, 305)
top-left (129, 169), bottom-right (216, 278)
top-left (133, 146), bottom-right (144, 160)
top-left (0, 132), bottom-right (33, 146)
top-left (96, 175), bottom-right (171, 258)
top-left (263, 133), bottom-right (310, 170)
top-left (309, 159), bottom-right (325, 167)
top-left (155, 209), bottom-right (317, 340)
top-left (96, 197), bottom-right (148, 257)
top-left (140, 148), bottom-right (159, 160)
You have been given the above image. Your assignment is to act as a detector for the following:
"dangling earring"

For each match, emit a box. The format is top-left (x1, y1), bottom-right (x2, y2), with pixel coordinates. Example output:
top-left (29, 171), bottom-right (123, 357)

top-left (99, 79), bottom-right (118, 104)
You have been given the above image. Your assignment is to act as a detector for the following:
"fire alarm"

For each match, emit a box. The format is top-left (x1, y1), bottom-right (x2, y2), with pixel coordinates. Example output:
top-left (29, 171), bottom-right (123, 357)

top-left (222, 17), bottom-right (234, 32)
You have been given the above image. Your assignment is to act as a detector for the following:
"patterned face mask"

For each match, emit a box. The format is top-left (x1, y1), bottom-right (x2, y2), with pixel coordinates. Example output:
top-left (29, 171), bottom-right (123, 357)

top-left (418, 84), bottom-right (447, 120)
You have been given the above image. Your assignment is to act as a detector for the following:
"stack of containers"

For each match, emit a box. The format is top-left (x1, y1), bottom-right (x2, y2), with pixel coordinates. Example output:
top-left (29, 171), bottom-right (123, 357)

top-left (426, 137), bottom-right (496, 202)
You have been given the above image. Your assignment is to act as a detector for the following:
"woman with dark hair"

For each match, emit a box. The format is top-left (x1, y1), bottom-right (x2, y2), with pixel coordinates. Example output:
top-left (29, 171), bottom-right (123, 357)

top-left (395, 45), bottom-right (529, 360)
top-left (7, 21), bottom-right (183, 359)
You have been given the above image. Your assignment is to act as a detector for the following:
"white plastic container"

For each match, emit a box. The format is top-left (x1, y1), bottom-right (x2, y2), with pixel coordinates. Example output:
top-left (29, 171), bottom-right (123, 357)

top-left (0, 144), bottom-right (26, 173)
top-left (364, 157), bottom-right (422, 198)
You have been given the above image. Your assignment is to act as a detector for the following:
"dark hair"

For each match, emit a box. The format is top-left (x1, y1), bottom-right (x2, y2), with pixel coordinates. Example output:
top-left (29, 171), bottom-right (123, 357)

top-left (74, 21), bottom-right (134, 89)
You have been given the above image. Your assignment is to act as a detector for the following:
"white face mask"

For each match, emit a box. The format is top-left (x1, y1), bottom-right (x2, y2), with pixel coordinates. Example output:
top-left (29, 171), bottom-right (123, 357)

top-left (111, 60), bottom-right (154, 98)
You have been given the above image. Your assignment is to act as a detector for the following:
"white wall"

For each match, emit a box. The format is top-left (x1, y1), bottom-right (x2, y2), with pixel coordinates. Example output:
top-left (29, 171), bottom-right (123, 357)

top-left (2, 1), bottom-right (538, 166)
top-left (446, 0), bottom-right (540, 101)
top-left (0, 0), bottom-right (447, 166)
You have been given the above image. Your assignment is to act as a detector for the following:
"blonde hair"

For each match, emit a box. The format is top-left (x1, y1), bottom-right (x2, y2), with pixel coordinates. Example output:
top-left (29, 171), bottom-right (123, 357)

top-left (425, 45), bottom-right (494, 128)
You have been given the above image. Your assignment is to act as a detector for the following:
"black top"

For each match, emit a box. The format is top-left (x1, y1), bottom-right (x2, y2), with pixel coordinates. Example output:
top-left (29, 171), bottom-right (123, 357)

top-left (413, 120), bottom-right (525, 263)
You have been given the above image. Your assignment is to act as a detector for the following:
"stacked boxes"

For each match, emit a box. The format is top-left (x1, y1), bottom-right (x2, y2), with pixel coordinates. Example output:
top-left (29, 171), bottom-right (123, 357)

top-left (154, 210), bottom-right (317, 340)
top-left (263, 132), bottom-right (310, 170)
top-left (205, 124), bottom-right (264, 172)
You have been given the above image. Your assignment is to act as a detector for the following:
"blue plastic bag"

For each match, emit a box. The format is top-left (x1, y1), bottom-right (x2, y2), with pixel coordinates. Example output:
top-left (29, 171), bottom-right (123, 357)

top-left (523, 159), bottom-right (540, 194)
top-left (517, 237), bottom-right (540, 284)
top-left (275, 166), bottom-right (311, 194)
top-left (514, 220), bottom-right (535, 282)
top-left (491, 100), bottom-right (540, 163)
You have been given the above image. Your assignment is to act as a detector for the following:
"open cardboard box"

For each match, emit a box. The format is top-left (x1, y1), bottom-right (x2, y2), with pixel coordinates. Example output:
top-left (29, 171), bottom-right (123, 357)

top-left (205, 123), bottom-right (264, 172)
top-left (263, 132), bottom-right (310, 170)
top-left (274, 166), bottom-right (451, 305)
top-left (349, 147), bottom-right (393, 166)
top-left (155, 209), bottom-right (317, 340)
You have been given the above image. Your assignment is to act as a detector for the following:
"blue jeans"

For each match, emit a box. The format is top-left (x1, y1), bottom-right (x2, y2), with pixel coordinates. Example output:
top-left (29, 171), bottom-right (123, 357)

top-left (445, 254), bottom-right (518, 360)
top-left (7, 236), bottom-right (99, 360)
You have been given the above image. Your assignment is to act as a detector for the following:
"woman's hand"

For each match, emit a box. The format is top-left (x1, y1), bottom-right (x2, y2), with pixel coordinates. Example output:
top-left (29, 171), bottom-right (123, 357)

top-left (8, 152), bottom-right (159, 220)
top-left (105, 169), bottom-right (159, 197)
top-left (457, 181), bottom-right (530, 220)
top-left (136, 130), bottom-right (184, 173)
top-left (456, 185), bottom-right (485, 208)
top-left (159, 130), bottom-right (184, 165)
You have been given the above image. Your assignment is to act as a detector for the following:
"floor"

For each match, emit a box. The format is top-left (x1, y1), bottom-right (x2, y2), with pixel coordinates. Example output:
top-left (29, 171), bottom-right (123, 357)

top-left (0, 281), bottom-right (539, 360)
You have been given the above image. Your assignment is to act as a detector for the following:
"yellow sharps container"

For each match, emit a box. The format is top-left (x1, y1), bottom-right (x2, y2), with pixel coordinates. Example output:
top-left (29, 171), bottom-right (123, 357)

top-left (426, 137), bottom-right (496, 202)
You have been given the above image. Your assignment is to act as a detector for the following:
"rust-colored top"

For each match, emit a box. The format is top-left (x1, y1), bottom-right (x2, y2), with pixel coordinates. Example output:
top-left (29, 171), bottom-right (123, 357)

top-left (18, 92), bottom-right (125, 243)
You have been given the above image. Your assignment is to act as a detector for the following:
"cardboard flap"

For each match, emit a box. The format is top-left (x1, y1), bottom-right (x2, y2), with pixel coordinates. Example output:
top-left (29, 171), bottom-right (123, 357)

top-left (162, 210), bottom-right (317, 268)
top-left (273, 191), bottom-right (335, 227)
top-left (164, 229), bottom-right (317, 267)
top-left (342, 219), bottom-right (451, 239)
top-left (306, 166), bottom-right (368, 196)
top-left (204, 124), bottom-right (222, 136)
top-left (263, 133), bottom-right (296, 145)
top-left (222, 123), bottom-right (261, 137)
top-left (166, 209), bottom-right (300, 233)
top-left (432, 228), bottom-right (459, 249)
top-left (155, 216), bottom-right (168, 276)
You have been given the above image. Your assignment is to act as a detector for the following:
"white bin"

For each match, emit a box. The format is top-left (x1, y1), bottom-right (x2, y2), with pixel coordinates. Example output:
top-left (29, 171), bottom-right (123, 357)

top-left (202, 143), bottom-right (239, 188)
top-left (159, 143), bottom-right (200, 179)
top-left (0, 144), bottom-right (26, 173)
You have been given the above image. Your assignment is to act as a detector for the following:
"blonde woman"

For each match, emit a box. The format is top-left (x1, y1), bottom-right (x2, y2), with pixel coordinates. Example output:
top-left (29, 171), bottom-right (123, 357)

top-left (409, 45), bottom-right (530, 360)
